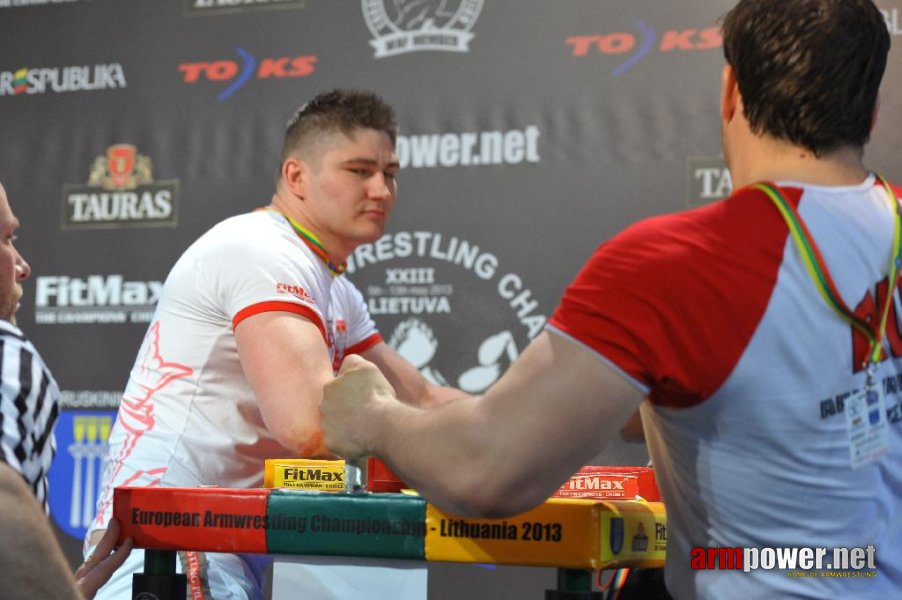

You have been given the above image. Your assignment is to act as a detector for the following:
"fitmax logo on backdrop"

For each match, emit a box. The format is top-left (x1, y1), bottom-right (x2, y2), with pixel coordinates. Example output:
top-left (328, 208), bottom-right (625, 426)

top-left (61, 144), bottom-right (179, 229)
top-left (34, 275), bottom-right (163, 326)
top-left (363, 0), bottom-right (484, 58)
top-left (178, 48), bottom-right (316, 101)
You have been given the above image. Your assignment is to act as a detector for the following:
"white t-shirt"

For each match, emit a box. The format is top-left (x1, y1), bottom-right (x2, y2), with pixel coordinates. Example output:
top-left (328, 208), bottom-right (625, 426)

top-left (90, 210), bottom-right (380, 536)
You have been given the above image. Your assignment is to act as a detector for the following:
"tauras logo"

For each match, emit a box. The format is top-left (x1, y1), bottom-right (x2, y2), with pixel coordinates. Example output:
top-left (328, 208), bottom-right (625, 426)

top-left (686, 156), bottom-right (732, 207)
top-left (36, 276), bottom-right (163, 308)
top-left (363, 0), bottom-right (484, 58)
top-left (62, 144), bottom-right (179, 229)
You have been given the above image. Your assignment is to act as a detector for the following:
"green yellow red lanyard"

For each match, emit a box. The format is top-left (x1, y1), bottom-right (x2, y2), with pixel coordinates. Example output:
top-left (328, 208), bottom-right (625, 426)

top-left (262, 208), bottom-right (347, 276)
top-left (753, 175), bottom-right (902, 375)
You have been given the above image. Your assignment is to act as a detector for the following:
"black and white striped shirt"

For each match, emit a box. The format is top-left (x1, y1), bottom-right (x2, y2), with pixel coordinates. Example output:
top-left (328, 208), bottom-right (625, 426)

top-left (0, 319), bottom-right (60, 512)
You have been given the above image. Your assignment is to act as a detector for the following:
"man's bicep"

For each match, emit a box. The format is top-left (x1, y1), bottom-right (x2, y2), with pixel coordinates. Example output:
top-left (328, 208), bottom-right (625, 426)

top-left (235, 311), bottom-right (334, 454)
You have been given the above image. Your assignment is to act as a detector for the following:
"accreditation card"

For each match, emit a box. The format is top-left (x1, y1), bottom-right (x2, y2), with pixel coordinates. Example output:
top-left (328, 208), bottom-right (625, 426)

top-left (846, 385), bottom-right (890, 468)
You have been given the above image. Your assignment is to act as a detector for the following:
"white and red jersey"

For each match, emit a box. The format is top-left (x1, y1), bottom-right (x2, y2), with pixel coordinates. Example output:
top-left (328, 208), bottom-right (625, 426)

top-left (549, 174), bottom-right (902, 598)
top-left (89, 210), bottom-right (380, 537)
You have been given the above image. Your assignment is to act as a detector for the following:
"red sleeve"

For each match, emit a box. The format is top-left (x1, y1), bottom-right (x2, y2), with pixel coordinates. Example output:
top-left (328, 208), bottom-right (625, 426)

top-left (345, 333), bottom-right (382, 356)
top-left (549, 186), bottom-right (796, 407)
top-left (232, 301), bottom-right (327, 342)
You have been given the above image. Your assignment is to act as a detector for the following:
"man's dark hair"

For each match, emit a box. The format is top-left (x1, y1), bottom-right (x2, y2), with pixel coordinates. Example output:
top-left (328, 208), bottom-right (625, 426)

top-left (280, 89), bottom-right (398, 164)
top-left (722, 0), bottom-right (889, 156)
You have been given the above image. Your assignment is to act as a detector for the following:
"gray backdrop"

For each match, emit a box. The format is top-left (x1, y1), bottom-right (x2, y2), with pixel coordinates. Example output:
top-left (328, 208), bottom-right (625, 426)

top-left (2, 1), bottom-right (901, 597)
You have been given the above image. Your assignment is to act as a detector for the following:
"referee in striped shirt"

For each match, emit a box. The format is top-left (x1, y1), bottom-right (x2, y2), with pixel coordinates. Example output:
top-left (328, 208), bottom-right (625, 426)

top-left (0, 181), bottom-right (131, 599)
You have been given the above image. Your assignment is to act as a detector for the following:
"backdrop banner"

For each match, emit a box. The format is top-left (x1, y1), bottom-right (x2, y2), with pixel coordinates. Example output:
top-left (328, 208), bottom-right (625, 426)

top-left (2, 1), bottom-right (901, 597)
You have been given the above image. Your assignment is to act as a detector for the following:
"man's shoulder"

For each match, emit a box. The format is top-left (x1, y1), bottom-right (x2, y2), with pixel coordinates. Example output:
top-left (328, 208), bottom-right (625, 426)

top-left (0, 320), bottom-right (27, 342)
top-left (186, 210), bottom-right (298, 263)
top-left (608, 186), bottom-right (785, 261)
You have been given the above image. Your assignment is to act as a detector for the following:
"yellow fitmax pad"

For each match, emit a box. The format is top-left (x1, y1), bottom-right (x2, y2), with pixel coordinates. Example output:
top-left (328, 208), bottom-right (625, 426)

top-left (263, 459), bottom-right (347, 491)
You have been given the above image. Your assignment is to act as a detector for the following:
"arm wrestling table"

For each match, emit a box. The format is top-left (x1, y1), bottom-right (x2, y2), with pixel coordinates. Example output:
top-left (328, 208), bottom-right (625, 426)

top-left (114, 486), bottom-right (666, 599)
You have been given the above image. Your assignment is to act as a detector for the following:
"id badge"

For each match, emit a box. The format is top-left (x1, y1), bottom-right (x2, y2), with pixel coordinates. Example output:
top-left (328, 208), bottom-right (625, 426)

top-left (846, 385), bottom-right (890, 468)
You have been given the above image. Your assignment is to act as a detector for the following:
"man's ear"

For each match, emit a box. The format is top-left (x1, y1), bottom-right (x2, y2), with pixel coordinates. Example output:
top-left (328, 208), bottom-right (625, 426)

top-left (720, 63), bottom-right (740, 122)
top-left (282, 157), bottom-right (306, 198)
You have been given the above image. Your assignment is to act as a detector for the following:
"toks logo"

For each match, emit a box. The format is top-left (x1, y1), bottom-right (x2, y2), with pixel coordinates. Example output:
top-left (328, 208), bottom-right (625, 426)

top-left (178, 48), bottom-right (316, 101)
top-left (61, 144), bottom-right (179, 229)
top-left (567, 19), bottom-right (721, 75)
top-left (363, 0), bottom-right (484, 58)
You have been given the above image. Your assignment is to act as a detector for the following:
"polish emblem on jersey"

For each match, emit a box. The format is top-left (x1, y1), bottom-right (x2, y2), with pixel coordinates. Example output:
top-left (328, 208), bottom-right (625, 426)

top-left (362, 0), bottom-right (484, 58)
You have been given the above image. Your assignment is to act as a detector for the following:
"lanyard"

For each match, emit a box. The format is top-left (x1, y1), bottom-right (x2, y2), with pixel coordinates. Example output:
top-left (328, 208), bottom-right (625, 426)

top-left (263, 208), bottom-right (347, 276)
top-left (753, 175), bottom-right (902, 382)
top-left (752, 175), bottom-right (902, 385)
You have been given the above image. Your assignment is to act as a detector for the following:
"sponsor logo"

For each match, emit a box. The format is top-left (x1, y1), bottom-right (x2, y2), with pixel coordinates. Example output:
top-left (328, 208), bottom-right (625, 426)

top-left (686, 156), bottom-right (732, 207)
top-left (62, 144), bottom-right (179, 229)
top-left (363, 0), bottom-right (484, 58)
top-left (276, 282), bottom-right (314, 303)
top-left (48, 411), bottom-right (117, 540)
top-left (185, 0), bottom-right (305, 16)
top-left (631, 522), bottom-right (649, 552)
top-left (346, 230), bottom-right (545, 393)
top-left (609, 517), bottom-right (624, 555)
top-left (178, 48), bottom-right (316, 102)
top-left (34, 275), bottom-right (163, 325)
top-left (276, 467), bottom-right (344, 493)
top-left (396, 126), bottom-right (541, 169)
top-left (691, 544), bottom-right (877, 575)
top-left (882, 8), bottom-right (902, 35)
top-left (567, 20), bottom-right (721, 75)
top-left (0, 63), bottom-right (126, 96)
top-left (60, 390), bottom-right (123, 410)
top-left (0, 0), bottom-right (80, 7)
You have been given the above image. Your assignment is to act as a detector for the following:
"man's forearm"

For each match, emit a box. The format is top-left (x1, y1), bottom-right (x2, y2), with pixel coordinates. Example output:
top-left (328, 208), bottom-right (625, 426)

top-left (366, 394), bottom-right (510, 516)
